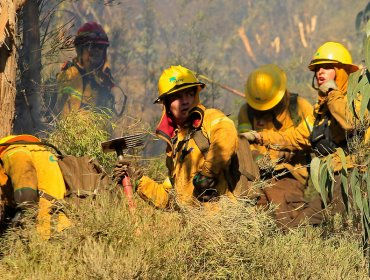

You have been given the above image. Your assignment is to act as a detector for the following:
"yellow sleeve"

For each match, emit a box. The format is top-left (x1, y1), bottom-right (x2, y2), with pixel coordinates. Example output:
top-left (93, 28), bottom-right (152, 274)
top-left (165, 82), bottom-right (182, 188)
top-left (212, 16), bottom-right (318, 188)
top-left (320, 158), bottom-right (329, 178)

top-left (296, 96), bottom-right (314, 119)
top-left (136, 176), bottom-right (172, 209)
top-left (326, 90), bottom-right (355, 131)
top-left (238, 103), bottom-right (253, 133)
top-left (260, 113), bottom-right (314, 151)
top-left (201, 109), bottom-right (238, 177)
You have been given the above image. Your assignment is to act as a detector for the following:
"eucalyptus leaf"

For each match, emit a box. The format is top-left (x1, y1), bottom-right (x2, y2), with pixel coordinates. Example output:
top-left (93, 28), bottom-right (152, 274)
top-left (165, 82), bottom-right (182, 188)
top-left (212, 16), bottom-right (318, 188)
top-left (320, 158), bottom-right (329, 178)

top-left (320, 163), bottom-right (328, 207)
top-left (363, 195), bottom-right (370, 221)
top-left (336, 148), bottom-right (347, 174)
top-left (350, 169), bottom-right (363, 212)
top-left (365, 35), bottom-right (370, 70)
top-left (360, 83), bottom-right (370, 120)
top-left (366, 18), bottom-right (370, 37)
top-left (310, 157), bottom-right (321, 194)
top-left (347, 70), bottom-right (361, 99)
top-left (341, 172), bottom-right (349, 213)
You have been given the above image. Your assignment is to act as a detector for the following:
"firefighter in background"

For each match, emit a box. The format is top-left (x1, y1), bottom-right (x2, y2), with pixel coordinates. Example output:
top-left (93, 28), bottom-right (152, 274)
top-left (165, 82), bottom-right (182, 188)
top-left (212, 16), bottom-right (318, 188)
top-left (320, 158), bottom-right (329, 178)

top-left (117, 65), bottom-right (238, 209)
top-left (246, 42), bottom-right (360, 227)
top-left (55, 21), bottom-right (126, 117)
top-left (0, 135), bottom-right (71, 239)
top-left (238, 64), bottom-right (314, 227)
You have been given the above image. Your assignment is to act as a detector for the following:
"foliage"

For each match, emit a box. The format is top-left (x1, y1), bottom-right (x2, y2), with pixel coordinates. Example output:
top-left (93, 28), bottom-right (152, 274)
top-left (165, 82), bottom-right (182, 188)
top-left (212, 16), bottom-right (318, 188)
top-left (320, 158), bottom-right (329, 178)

top-left (0, 192), bottom-right (368, 279)
top-left (45, 108), bottom-right (116, 171)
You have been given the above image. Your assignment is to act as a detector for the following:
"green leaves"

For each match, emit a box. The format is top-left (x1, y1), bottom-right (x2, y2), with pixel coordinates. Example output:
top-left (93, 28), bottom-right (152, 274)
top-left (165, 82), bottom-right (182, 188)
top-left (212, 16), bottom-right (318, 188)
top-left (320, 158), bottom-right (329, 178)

top-left (310, 157), bottom-right (329, 207)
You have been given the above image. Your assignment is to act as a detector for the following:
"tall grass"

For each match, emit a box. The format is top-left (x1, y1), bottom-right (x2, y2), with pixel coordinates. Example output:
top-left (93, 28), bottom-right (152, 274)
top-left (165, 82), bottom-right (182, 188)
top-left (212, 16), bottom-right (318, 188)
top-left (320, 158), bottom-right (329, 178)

top-left (0, 109), bottom-right (368, 279)
top-left (0, 192), bottom-right (368, 279)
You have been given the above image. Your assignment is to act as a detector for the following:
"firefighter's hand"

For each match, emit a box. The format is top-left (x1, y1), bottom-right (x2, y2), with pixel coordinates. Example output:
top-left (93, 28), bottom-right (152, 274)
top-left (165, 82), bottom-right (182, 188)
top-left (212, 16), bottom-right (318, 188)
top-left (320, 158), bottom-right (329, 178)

top-left (113, 161), bottom-right (143, 186)
top-left (278, 150), bottom-right (295, 162)
top-left (319, 80), bottom-right (338, 95)
top-left (239, 131), bottom-right (261, 143)
top-left (192, 172), bottom-right (219, 202)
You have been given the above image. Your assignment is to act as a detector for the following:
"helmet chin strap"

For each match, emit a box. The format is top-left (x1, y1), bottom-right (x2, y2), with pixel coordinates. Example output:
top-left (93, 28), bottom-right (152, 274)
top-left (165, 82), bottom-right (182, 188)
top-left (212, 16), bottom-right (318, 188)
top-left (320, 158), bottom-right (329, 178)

top-left (311, 74), bottom-right (319, 90)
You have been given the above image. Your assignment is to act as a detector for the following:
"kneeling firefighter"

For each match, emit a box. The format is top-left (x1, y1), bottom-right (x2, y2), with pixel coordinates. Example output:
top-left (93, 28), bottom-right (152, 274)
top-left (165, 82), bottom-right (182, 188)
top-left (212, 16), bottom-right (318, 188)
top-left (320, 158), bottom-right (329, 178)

top-left (238, 64), bottom-right (314, 228)
top-left (116, 65), bottom-right (238, 209)
top-left (0, 135), bottom-right (71, 239)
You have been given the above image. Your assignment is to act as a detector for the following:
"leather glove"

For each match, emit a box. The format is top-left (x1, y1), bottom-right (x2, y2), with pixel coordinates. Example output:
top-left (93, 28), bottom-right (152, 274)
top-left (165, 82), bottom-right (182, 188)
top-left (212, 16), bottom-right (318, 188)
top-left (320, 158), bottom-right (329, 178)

top-left (278, 150), bottom-right (295, 162)
top-left (239, 131), bottom-right (261, 143)
top-left (113, 160), bottom-right (143, 188)
top-left (319, 80), bottom-right (338, 95)
top-left (192, 172), bottom-right (218, 202)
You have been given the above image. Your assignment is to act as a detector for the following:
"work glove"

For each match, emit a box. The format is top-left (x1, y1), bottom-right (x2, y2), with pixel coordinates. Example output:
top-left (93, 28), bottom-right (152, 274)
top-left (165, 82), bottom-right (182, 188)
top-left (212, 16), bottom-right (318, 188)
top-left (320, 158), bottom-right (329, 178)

top-left (192, 172), bottom-right (219, 202)
top-left (239, 130), bottom-right (262, 143)
top-left (319, 80), bottom-right (338, 95)
top-left (278, 150), bottom-right (295, 162)
top-left (113, 161), bottom-right (143, 189)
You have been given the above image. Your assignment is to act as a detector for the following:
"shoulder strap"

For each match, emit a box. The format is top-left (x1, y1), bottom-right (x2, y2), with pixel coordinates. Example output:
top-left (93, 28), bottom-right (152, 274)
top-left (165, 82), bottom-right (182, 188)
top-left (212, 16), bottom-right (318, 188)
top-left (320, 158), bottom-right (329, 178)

top-left (246, 104), bottom-right (255, 130)
top-left (289, 93), bottom-right (301, 127)
top-left (0, 141), bottom-right (63, 157)
top-left (193, 129), bottom-right (210, 156)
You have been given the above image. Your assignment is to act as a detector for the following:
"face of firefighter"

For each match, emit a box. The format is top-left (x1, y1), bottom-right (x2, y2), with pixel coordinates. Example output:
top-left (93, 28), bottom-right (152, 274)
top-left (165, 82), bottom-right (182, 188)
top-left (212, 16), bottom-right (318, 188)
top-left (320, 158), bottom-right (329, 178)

top-left (315, 64), bottom-right (336, 86)
top-left (81, 43), bottom-right (106, 71)
top-left (167, 88), bottom-right (196, 127)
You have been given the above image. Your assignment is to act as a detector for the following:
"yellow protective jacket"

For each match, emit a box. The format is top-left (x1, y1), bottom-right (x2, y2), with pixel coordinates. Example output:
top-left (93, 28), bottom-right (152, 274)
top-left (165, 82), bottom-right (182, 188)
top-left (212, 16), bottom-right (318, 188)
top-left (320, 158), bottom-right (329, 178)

top-left (137, 104), bottom-right (238, 208)
top-left (55, 58), bottom-right (115, 117)
top-left (0, 135), bottom-right (70, 238)
top-left (238, 91), bottom-right (313, 183)
top-left (260, 67), bottom-right (359, 171)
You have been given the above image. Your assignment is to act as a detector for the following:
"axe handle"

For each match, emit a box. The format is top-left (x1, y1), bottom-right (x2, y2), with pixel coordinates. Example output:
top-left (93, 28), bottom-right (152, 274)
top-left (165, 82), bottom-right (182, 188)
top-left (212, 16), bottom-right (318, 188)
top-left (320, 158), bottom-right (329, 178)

top-left (122, 175), bottom-right (135, 210)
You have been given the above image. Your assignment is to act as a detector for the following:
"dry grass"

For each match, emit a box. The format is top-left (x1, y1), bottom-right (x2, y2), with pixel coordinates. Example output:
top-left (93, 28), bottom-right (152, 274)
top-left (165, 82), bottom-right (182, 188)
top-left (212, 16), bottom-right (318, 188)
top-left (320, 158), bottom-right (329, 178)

top-left (0, 109), bottom-right (368, 279)
top-left (0, 192), bottom-right (368, 279)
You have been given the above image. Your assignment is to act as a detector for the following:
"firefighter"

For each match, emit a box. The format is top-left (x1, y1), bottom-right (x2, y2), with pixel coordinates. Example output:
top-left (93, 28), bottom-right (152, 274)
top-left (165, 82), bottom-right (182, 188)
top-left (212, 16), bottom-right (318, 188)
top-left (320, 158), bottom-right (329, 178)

top-left (238, 64), bottom-right (314, 227)
top-left (245, 42), bottom-right (360, 227)
top-left (117, 65), bottom-right (238, 209)
top-left (0, 135), bottom-right (71, 239)
top-left (55, 21), bottom-right (126, 117)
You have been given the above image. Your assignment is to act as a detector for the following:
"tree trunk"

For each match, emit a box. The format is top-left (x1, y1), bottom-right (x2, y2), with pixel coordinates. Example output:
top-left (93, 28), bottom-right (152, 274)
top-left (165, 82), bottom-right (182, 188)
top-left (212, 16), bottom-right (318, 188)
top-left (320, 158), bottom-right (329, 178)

top-left (14, 0), bottom-right (42, 133)
top-left (0, 0), bottom-right (26, 137)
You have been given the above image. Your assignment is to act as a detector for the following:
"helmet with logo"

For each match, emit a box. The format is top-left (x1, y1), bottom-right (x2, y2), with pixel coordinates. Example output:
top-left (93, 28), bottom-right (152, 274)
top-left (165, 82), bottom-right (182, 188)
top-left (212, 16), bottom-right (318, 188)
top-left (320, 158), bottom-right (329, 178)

top-left (308, 42), bottom-right (358, 72)
top-left (245, 64), bottom-right (287, 111)
top-left (155, 65), bottom-right (205, 103)
top-left (74, 21), bottom-right (109, 47)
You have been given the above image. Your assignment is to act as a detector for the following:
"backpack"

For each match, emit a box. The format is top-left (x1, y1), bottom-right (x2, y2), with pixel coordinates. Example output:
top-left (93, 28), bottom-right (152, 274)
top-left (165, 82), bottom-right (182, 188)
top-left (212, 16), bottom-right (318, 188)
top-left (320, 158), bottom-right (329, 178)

top-left (193, 130), bottom-right (260, 198)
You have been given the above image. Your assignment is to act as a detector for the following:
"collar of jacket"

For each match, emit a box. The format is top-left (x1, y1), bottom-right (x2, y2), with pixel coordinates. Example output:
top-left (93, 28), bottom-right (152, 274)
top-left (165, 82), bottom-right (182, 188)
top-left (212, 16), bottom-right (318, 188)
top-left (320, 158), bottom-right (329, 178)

top-left (0, 135), bottom-right (40, 156)
top-left (68, 57), bottom-right (115, 88)
top-left (155, 104), bottom-right (206, 147)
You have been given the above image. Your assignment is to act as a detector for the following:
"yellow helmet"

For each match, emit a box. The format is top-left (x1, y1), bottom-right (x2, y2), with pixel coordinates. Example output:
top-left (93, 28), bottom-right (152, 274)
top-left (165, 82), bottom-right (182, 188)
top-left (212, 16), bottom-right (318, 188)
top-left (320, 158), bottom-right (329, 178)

top-left (245, 64), bottom-right (287, 111)
top-left (155, 65), bottom-right (205, 103)
top-left (308, 42), bottom-right (359, 72)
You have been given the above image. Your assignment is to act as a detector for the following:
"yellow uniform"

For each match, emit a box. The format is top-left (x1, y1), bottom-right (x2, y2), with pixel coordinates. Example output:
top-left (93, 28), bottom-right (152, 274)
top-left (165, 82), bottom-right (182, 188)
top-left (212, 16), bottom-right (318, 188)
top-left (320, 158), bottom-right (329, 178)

top-left (137, 104), bottom-right (238, 208)
top-left (55, 59), bottom-right (115, 117)
top-left (0, 135), bottom-right (71, 238)
top-left (238, 91), bottom-right (313, 183)
top-left (260, 67), bottom-right (357, 172)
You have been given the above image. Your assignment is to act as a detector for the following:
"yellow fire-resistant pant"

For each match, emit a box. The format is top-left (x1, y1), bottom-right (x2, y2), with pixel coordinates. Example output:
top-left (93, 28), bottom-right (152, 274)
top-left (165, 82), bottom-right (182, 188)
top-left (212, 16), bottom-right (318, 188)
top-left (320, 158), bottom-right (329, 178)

top-left (1, 144), bottom-right (71, 239)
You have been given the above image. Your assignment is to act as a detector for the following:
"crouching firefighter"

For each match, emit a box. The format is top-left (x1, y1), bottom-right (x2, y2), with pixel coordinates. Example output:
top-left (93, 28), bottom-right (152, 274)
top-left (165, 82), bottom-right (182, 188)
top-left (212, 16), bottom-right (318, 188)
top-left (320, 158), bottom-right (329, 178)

top-left (115, 65), bottom-right (238, 209)
top-left (0, 135), bottom-right (71, 239)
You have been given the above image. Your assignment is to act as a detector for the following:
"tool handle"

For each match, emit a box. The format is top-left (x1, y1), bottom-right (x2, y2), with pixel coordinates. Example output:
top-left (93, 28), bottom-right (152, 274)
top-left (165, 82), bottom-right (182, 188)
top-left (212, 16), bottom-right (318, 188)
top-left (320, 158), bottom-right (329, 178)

top-left (122, 175), bottom-right (135, 210)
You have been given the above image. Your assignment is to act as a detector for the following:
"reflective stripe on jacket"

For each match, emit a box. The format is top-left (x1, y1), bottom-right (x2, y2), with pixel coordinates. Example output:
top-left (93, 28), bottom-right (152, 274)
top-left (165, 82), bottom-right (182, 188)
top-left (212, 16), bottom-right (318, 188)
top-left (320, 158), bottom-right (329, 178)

top-left (55, 59), bottom-right (114, 117)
